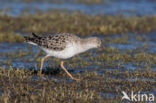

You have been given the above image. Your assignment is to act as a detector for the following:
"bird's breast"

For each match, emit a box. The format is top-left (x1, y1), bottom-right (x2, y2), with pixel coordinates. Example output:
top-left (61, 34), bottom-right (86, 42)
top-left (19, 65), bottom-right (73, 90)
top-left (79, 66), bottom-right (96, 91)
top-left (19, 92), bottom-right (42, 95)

top-left (41, 44), bottom-right (78, 59)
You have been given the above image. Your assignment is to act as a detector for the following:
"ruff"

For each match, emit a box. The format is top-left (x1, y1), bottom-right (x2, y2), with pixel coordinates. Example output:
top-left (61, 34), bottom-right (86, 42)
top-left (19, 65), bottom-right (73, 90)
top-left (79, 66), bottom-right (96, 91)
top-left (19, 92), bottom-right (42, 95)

top-left (24, 32), bottom-right (102, 80)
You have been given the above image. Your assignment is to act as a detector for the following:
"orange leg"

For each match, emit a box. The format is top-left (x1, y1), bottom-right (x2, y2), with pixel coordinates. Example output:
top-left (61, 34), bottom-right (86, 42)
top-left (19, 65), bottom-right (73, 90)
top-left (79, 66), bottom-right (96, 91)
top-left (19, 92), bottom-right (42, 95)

top-left (39, 56), bottom-right (49, 76)
top-left (60, 61), bottom-right (80, 81)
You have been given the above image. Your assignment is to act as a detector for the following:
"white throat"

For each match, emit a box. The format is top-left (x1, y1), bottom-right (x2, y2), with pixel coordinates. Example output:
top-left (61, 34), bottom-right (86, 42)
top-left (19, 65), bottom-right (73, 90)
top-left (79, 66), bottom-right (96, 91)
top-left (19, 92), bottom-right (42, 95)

top-left (74, 40), bottom-right (97, 54)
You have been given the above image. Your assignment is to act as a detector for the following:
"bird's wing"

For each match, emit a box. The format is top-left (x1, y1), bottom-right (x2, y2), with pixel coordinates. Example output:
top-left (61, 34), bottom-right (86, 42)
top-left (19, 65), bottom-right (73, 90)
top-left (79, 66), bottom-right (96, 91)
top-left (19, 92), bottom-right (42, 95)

top-left (43, 33), bottom-right (70, 51)
top-left (25, 33), bottom-right (79, 51)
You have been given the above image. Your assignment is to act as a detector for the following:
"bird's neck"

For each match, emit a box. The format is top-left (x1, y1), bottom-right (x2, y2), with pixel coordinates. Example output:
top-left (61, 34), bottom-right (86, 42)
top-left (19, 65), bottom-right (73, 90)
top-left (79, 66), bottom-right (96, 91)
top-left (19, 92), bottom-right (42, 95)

top-left (77, 38), bottom-right (96, 52)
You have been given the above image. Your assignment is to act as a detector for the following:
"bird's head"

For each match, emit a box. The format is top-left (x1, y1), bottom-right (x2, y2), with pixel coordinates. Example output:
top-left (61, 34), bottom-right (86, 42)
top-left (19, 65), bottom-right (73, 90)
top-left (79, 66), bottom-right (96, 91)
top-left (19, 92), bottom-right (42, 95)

top-left (88, 37), bottom-right (102, 48)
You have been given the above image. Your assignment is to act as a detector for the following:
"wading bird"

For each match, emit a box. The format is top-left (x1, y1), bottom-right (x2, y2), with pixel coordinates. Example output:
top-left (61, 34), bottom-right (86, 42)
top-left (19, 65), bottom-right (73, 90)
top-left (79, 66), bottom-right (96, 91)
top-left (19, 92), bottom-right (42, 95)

top-left (24, 33), bottom-right (101, 80)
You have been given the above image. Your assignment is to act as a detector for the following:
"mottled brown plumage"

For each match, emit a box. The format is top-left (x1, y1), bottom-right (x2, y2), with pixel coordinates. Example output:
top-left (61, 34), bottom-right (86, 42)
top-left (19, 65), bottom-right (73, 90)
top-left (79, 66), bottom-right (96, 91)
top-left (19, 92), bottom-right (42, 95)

top-left (24, 32), bottom-right (80, 51)
top-left (24, 32), bottom-right (101, 80)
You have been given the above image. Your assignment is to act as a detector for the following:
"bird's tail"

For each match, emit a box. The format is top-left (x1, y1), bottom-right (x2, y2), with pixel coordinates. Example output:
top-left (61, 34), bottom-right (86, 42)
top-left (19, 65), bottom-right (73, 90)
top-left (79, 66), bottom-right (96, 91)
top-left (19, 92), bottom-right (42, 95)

top-left (31, 32), bottom-right (39, 38)
top-left (24, 36), bottom-right (33, 42)
top-left (24, 32), bottom-right (40, 45)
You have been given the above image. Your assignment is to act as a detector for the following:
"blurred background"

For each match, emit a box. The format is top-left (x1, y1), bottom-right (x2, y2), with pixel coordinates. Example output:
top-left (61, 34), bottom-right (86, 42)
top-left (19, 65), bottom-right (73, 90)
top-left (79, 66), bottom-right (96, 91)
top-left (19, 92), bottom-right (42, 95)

top-left (0, 0), bottom-right (156, 16)
top-left (0, 0), bottom-right (155, 102)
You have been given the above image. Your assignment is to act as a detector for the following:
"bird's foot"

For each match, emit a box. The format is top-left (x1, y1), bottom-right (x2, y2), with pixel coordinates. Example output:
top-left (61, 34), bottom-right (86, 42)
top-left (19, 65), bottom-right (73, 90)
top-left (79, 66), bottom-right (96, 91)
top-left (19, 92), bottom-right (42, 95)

top-left (37, 73), bottom-right (47, 80)
top-left (37, 72), bottom-right (44, 77)
top-left (71, 77), bottom-right (80, 81)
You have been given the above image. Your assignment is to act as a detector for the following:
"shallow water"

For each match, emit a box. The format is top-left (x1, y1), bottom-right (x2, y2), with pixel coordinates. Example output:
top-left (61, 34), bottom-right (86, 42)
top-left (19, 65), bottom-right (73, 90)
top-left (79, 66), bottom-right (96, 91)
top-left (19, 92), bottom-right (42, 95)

top-left (0, 0), bottom-right (156, 16)
top-left (0, 32), bottom-right (155, 101)
top-left (0, 1), bottom-right (155, 101)
top-left (0, 32), bottom-right (155, 71)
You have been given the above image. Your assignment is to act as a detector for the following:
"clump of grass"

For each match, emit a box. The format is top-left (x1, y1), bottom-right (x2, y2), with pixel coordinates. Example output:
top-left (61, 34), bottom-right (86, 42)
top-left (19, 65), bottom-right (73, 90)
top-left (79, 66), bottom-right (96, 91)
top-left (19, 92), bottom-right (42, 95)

top-left (0, 12), bottom-right (156, 42)
top-left (0, 32), bottom-right (23, 43)
top-left (95, 51), bottom-right (156, 65)
top-left (0, 67), bottom-right (155, 102)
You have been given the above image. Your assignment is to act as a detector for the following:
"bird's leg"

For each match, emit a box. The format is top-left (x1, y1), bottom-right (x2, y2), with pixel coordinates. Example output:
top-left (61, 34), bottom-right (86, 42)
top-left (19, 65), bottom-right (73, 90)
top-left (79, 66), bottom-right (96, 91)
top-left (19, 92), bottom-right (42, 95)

top-left (60, 61), bottom-right (80, 81)
top-left (39, 56), bottom-right (49, 76)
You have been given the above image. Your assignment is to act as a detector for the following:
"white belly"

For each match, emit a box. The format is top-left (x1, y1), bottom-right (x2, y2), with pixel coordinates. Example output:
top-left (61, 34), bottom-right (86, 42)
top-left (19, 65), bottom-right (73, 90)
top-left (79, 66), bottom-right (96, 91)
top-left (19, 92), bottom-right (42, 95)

top-left (41, 45), bottom-right (77, 59)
